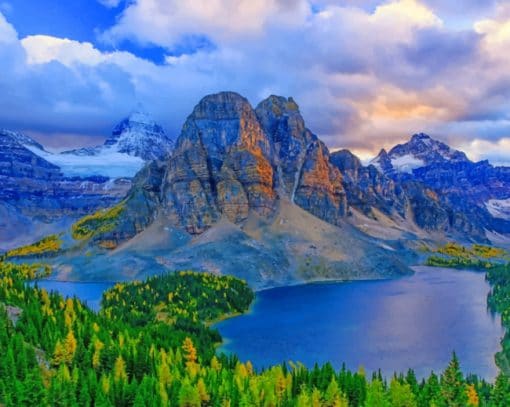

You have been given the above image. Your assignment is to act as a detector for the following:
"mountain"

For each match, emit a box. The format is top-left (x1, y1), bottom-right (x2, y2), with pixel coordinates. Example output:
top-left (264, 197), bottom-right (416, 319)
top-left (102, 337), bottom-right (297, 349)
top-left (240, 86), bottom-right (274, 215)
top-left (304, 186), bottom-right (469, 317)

top-left (28, 110), bottom-right (174, 178)
top-left (370, 133), bottom-right (469, 174)
top-left (5, 94), bottom-right (510, 287)
top-left (0, 130), bottom-right (131, 250)
top-left (105, 110), bottom-right (173, 160)
top-left (88, 92), bottom-right (348, 242)
top-left (41, 92), bottom-right (409, 288)
top-left (330, 149), bottom-right (407, 217)
top-left (0, 110), bottom-right (173, 250)
top-left (366, 133), bottom-right (510, 238)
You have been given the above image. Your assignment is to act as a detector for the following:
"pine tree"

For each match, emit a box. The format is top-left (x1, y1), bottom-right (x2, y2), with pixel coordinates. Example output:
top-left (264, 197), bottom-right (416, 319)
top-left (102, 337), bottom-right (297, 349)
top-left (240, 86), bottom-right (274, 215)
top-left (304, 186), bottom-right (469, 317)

top-left (365, 379), bottom-right (390, 407)
top-left (113, 355), bottom-right (127, 383)
top-left (389, 377), bottom-right (417, 407)
top-left (440, 353), bottom-right (467, 407)
top-left (182, 337), bottom-right (197, 364)
top-left (197, 378), bottom-right (210, 403)
top-left (178, 378), bottom-right (201, 407)
top-left (491, 373), bottom-right (510, 406)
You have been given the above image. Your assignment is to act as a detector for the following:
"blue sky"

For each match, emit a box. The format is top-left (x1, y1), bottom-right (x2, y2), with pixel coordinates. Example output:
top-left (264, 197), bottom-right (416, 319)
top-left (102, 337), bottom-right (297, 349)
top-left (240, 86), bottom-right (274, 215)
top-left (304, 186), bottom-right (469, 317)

top-left (1, 0), bottom-right (510, 164)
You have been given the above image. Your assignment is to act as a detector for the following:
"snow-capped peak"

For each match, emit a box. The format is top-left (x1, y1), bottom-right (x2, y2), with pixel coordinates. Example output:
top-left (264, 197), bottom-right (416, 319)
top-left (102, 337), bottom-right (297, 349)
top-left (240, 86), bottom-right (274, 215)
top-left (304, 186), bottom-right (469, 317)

top-left (371, 133), bottom-right (470, 174)
top-left (105, 109), bottom-right (174, 161)
top-left (6, 109), bottom-right (174, 179)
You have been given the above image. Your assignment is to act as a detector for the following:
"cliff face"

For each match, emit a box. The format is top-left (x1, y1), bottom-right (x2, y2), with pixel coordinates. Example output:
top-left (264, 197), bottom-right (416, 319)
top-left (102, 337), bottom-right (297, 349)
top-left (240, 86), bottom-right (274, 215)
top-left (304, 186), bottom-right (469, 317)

top-left (330, 149), bottom-right (407, 217)
top-left (256, 95), bottom-right (347, 225)
top-left (162, 92), bottom-right (276, 234)
top-left (97, 92), bottom-right (349, 247)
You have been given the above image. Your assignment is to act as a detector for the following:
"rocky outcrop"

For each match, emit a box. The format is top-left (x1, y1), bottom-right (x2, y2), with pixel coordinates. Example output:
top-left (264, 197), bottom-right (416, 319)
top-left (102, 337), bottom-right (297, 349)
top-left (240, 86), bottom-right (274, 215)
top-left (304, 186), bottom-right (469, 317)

top-left (90, 92), bottom-right (348, 244)
top-left (256, 95), bottom-right (347, 225)
top-left (0, 130), bottom-right (61, 179)
top-left (91, 161), bottom-right (165, 248)
top-left (162, 92), bottom-right (276, 234)
top-left (330, 149), bottom-right (407, 217)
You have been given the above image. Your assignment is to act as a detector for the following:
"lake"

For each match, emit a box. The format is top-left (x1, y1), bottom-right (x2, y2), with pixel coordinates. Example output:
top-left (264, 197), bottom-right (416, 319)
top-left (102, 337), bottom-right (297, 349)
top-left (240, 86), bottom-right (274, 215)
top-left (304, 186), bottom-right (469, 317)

top-left (30, 280), bottom-right (115, 312)
top-left (215, 266), bottom-right (504, 379)
top-left (31, 267), bottom-right (504, 379)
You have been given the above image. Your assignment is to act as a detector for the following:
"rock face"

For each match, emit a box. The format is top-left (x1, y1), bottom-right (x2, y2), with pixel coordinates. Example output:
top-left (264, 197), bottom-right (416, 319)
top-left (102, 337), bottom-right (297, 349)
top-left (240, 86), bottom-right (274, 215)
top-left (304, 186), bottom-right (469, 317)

top-left (411, 160), bottom-right (510, 235)
top-left (0, 130), bottom-right (131, 250)
top-left (98, 92), bottom-right (348, 246)
top-left (0, 130), bottom-right (61, 179)
top-left (256, 95), bottom-right (347, 225)
top-left (162, 92), bottom-right (276, 234)
top-left (330, 149), bottom-right (406, 217)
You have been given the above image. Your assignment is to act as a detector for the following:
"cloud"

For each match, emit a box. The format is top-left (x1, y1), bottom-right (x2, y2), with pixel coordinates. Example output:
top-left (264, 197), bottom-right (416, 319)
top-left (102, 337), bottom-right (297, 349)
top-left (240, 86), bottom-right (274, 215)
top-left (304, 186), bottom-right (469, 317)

top-left (21, 35), bottom-right (106, 66)
top-left (101, 0), bottom-right (311, 48)
top-left (1, 1), bottom-right (510, 165)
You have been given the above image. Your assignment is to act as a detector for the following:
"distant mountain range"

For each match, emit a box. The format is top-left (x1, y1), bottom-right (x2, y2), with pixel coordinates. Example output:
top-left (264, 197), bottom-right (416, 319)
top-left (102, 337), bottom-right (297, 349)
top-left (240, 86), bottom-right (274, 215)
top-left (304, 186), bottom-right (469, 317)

top-left (22, 110), bottom-right (173, 178)
top-left (1, 92), bottom-right (509, 287)
top-left (0, 110), bottom-right (174, 250)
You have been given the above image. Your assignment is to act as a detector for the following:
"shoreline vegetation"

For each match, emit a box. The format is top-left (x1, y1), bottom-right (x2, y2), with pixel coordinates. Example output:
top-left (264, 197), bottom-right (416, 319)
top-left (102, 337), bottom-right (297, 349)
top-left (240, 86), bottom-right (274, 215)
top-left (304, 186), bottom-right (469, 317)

top-left (425, 243), bottom-right (510, 377)
top-left (0, 246), bottom-right (510, 405)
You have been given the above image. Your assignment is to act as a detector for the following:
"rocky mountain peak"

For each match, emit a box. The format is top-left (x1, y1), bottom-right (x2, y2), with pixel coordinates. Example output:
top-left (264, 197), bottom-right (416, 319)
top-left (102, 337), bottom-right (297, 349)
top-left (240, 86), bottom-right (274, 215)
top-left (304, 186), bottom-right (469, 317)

top-left (255, 94), bottom-right (347, 223)
top-left (372, 133), bottom-right (470, 175)
top-left (93, 92), bottom-right (347, 245)
top-left (177, 91), bottom-right (271, 158)
top-left (1, 129), bottom-right (45, 151)
top-left (162, 91), bottom-right (276, 234)
top-left (106, 108), bottom-right (173, 161)
top-left (0, 130), bottom-right (61, 179)
top-left (410, 132), bottom-right (431, 142)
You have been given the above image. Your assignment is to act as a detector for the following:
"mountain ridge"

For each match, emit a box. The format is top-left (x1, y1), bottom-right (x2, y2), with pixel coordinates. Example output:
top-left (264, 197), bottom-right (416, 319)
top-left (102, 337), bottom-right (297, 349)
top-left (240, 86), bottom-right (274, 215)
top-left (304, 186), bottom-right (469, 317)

top-left (2, 91), bottom-right (510, 287)
top-left (0, 110), bottom-right (173, 250)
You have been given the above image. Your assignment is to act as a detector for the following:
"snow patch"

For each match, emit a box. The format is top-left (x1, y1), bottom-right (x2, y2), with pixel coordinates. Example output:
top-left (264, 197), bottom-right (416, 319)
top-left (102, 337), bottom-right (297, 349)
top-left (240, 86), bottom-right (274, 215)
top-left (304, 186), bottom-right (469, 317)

top-left (25, 145), bottom-right (144, 178)
top-left (369, 157), bottom-right (382, 172)
top-left (486, 198), bottom-right (510, 220)
top-left (390, 154), bottom-right (425, 173)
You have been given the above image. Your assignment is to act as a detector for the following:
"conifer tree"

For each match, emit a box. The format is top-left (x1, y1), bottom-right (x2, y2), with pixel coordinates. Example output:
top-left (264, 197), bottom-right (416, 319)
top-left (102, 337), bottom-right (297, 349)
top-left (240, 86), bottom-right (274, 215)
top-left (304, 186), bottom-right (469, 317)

top-left (440, 353), bottom-right (467, 407)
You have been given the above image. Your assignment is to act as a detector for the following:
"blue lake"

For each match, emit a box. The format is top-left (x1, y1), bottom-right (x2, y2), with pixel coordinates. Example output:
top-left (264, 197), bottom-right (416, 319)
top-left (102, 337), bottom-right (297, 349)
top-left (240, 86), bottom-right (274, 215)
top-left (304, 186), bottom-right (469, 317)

top-left (30, 280), bottom-right (115, 312)
top-left (215, 266), bottom-right (504, 380)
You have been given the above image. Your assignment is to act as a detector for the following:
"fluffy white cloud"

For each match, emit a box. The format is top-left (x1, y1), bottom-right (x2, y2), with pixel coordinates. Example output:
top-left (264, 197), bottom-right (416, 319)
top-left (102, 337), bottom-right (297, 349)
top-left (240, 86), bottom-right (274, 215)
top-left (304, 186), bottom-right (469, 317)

top-left (457, 137), bottom-right (510, 166)
top-left (1, 1), bottom-right (510, 165)
top-left (21, 36), bottom-right (106, 66)
top-left (0, 10), bottom-right (16, 43)
top-left (102, 0), bottom-right (310, 47)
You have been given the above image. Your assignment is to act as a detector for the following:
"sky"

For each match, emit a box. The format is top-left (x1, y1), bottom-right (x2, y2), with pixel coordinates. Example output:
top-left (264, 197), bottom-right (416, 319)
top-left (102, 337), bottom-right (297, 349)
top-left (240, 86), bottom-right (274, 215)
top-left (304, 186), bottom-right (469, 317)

top-left (1, 0), bottom-right (510, 164)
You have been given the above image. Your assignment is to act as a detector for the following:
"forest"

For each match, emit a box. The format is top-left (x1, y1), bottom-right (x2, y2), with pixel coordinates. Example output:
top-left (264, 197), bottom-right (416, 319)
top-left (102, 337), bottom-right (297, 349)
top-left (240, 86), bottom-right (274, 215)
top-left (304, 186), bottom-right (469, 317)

top-left (1, 255), bottom-right (510, 405)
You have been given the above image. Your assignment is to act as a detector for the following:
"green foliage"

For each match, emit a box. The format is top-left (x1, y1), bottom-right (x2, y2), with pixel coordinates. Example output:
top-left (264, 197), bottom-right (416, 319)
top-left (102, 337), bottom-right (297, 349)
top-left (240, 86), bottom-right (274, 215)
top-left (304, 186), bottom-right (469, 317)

top-left (71, 202), bottom-right (125, 240)
top-left (5, 235), bottom-right (62, 258)
top-left (426, 242), bottom-right (508, 270)
top-left (1, 258), bottom-right (509, 406)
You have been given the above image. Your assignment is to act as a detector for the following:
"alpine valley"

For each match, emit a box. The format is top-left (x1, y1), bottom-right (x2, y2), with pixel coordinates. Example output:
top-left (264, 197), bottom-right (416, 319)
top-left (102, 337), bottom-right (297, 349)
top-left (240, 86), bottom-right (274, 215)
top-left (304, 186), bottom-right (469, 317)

top-left (2, 92), bottom-right (509, 287)
top-left (0, 110), bottom-right (174, 251)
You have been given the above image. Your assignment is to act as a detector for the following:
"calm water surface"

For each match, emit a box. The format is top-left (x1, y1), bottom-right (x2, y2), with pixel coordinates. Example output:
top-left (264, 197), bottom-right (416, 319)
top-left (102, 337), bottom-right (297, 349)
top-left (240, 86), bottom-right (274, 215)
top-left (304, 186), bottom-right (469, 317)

top-left (215, 267), bottom-right (504, 379)
top-left (31, 280), bottom-right (115, 312)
